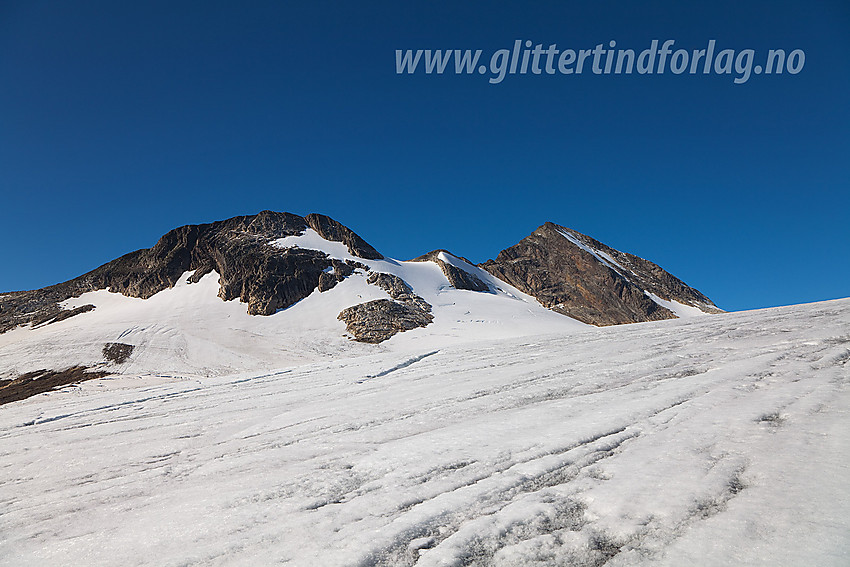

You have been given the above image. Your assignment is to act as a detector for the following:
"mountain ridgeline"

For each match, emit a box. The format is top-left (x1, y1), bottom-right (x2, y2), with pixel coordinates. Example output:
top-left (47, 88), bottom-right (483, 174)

top-left (0, 211), bottom-right (720, 341)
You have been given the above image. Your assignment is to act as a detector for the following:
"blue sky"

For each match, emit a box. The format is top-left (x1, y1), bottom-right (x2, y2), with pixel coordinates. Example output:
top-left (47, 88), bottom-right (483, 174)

top-left (1, 1), bottom-right (848, 311)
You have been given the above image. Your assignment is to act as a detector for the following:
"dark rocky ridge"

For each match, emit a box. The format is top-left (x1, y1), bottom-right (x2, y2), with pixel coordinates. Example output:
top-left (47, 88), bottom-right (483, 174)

top-left (0, 211), bottom-right (380, 333)
top-left (480, 222), bottom-right (721, 326)
top-left (411, 250), bottom-right (490, 293)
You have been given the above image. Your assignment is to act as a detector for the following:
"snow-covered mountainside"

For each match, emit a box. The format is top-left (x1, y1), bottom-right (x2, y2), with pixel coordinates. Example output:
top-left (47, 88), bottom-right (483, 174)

top-left (0, 223), bottom-right (584, 382)
top-left (0, 211), bottom-right (716, 390)
top-left (1, 298), bottom-right (848, 566)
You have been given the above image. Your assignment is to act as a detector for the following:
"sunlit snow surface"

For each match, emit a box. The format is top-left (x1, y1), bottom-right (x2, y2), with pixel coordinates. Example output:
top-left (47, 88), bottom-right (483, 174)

top-left (1, 298), bottom-right (848, 566)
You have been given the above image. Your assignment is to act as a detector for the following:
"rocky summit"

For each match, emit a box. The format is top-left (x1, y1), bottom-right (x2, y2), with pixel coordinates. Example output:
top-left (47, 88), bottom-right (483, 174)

top-left (481, 222), bottom-right (721, 326)
top-left (0, 211), bottom-right (377, 333)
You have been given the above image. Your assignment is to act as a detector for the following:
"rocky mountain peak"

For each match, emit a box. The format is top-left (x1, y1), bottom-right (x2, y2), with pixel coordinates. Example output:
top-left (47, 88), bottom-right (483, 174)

top-left (0, 211), bottom-right (380, 332)
top-left (480, 222), bottom-right (720, 326)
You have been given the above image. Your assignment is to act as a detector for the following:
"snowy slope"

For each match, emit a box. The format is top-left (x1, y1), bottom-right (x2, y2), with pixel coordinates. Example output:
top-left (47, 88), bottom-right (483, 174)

top-left (0, 229), bottom-right (585, 380)
top-left (1, 298), bottom-right (848, 566)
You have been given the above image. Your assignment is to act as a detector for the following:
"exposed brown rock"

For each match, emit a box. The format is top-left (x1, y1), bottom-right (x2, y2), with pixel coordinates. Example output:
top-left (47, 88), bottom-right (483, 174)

top-left (47, 304), bottom-right (96, 324)
top-left (410, 249), bottom-right (477, 265)
top-left (439, 261), bottom-right (489, 293)
top-left (335, 260), bottom-right (367, 280)
top-left (19, 303), bottom-right (97, 331)
top-left (103, 342), bottom-right (134, 364)
top-left (336, 272), bottom-right (435, 343)
top-left (557, 226), bottom-right (721, 312)
top-left (337, 299), bottom-right (433, 343)
top-left (318, 260), bottom-right (367, 293)
top-left (0, 366), bottom-right (110, 406)
top-left (480, 222), bottom-right (720, 326)
top-left (367, 272), bottom-right (412, 298)
top-left (317, 272), bottom-right (339, 293)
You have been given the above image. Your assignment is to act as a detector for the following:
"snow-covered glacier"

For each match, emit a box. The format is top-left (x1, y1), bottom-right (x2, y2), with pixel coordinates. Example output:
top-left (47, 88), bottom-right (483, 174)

top-left (1, 298), bottom-right (848, 566)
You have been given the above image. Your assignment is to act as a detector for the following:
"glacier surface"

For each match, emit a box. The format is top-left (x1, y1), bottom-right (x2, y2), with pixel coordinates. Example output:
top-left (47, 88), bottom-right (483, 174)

top-left (1, 298), bottom-right (849, 566)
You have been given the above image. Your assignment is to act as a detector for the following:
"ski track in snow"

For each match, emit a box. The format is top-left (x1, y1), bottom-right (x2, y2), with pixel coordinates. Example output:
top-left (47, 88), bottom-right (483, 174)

top-left (1, 299), bottom-right (849, 566)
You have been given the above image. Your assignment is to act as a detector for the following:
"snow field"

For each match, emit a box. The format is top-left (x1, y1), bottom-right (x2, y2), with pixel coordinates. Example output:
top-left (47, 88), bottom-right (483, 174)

top-left (1, 298), bottom-right (848, 566)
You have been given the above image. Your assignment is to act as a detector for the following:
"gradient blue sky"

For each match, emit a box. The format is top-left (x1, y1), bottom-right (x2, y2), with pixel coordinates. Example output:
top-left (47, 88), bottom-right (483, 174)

top-left (1, 1), bottom-right (848, 311)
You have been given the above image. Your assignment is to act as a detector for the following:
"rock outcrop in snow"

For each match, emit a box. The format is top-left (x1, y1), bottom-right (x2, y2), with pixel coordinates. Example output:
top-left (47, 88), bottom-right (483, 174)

top-left (366, 272), bottom-right (432, 313)
top-left (337, 299), bottom-right (433, 344)
top-left (336, 272), bottom-right (434, 343)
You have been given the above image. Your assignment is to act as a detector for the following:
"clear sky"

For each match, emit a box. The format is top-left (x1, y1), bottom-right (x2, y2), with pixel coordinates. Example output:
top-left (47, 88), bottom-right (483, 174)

top-left (1, 1), bottom-right (848, 311)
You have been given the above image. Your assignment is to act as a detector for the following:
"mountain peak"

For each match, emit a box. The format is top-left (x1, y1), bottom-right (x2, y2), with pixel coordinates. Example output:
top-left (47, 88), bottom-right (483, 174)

top-left (0, 212), bottom-right (379, 332)
top-left (480, 222), bottom-right (720, 326)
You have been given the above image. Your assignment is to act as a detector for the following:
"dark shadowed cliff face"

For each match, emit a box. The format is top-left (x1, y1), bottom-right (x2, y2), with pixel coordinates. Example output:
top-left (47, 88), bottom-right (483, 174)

top-left (479, 222), bottom-right (721, 326)
top-left (0, 211), bottom-right (379, 332)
